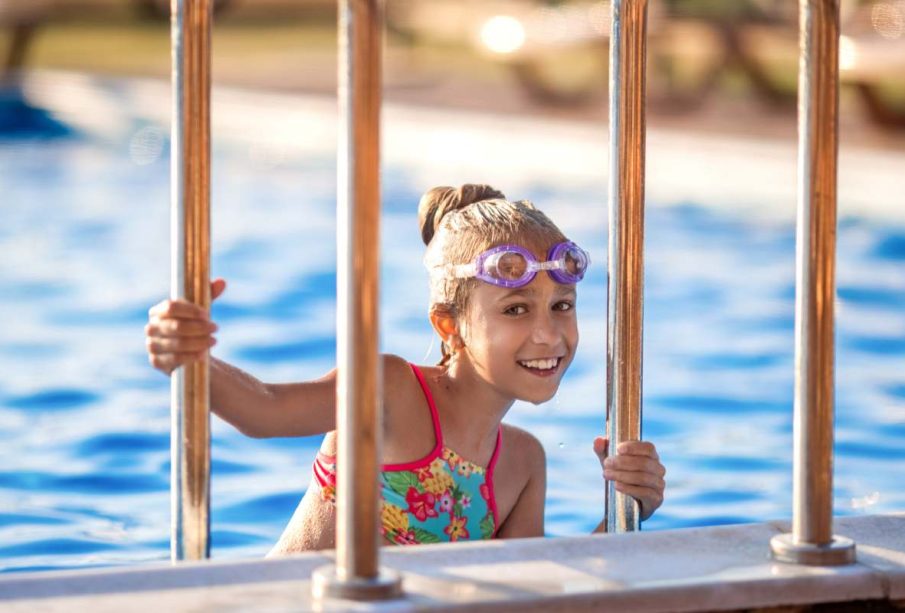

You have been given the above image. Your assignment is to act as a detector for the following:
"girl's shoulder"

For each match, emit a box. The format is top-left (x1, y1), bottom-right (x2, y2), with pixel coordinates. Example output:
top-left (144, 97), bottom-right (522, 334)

top-left (499, 424), bottom-right (546, 464)
top-left (380, 353), bottom-right (425, 403)
top-left (380, 354), bottom-right (436, 443)
top-left (496, 423), bottom-right (546, 483)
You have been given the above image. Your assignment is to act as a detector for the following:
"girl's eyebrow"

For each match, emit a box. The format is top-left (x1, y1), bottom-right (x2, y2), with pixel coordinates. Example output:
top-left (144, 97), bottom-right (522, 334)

top-left (497, 288), bottom-right (535, 300)
top-left (496, 286), bottom-right (577, 301)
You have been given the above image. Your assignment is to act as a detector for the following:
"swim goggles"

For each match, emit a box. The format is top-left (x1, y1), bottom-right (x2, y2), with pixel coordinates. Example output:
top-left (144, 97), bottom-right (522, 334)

top-left (437, 241), bottom-right (590, 289)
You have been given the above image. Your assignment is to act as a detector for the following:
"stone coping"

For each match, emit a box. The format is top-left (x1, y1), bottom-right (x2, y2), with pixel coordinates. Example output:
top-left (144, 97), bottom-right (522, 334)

top-left (1, 514), bottom-right (903, 612)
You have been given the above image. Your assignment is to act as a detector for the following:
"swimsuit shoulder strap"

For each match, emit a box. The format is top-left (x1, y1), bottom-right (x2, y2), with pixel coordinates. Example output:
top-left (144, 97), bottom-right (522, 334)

top-left (408, 363), bottom-right (444, 455)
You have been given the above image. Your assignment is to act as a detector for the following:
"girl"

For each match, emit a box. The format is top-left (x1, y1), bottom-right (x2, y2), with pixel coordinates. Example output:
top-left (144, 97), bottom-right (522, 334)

top-left (145, 184), bottom-right (666, 551)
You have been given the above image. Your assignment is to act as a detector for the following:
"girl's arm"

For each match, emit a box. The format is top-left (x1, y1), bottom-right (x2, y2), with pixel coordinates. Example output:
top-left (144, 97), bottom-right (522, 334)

top-left (209, 357), bottom-right (336, 438)
top-left (146, 278), bottom-right (337, 438)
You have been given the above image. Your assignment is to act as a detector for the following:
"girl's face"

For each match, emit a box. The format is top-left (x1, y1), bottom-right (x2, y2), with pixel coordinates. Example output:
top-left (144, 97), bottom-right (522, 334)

top-left (459, 268), bottom-right (579, 405)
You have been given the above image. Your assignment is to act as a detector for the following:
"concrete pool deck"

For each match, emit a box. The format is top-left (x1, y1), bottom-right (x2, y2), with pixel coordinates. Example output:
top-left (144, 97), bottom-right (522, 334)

top-left (18, 69), bottom-right (905, 226)
top-left (1, 513), bottom-right (903, 611)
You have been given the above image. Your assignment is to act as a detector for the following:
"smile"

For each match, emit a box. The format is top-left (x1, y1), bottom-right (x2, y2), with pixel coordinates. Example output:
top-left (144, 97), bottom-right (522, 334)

top-left (517, 357), bottom-right (562, 376)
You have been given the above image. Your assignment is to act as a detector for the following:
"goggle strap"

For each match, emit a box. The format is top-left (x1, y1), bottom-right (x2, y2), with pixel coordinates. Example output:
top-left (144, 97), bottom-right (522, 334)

top-left (449, 263), bottom-right (477, 279)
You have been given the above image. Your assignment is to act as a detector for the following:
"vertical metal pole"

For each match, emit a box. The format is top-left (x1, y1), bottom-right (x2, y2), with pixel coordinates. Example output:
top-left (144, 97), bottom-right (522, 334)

top-left (605, 0), bottom-right (648, 534)
top-left (312, 0), bottom-right (401, 600)
top-left (770, 0), bottom-right (855, 566)
top-left (170, 0), bottom-right (212, 561)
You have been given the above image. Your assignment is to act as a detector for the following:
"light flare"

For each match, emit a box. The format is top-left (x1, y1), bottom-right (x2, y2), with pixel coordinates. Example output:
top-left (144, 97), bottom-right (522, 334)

top-left (480, 15), bottom-right (526, 55)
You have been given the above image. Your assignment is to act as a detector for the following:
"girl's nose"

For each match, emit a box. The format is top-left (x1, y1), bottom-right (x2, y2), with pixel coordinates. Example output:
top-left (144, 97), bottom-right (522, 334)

top-left (531, 313), bottom-right (561, 345)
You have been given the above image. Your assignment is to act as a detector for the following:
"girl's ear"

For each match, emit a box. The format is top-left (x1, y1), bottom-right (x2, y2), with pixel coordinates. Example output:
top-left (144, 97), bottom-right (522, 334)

top-left (429, 308), bottom-right (459, 345)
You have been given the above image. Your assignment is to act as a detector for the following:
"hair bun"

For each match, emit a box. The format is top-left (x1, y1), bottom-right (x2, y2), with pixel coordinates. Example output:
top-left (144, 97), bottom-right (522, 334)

top-left (417, 184), bottom-right (506, 246)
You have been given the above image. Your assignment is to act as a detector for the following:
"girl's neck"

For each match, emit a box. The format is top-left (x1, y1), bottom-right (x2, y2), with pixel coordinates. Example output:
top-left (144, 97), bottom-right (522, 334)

top-left (432, 357), bottom-right (513, 460)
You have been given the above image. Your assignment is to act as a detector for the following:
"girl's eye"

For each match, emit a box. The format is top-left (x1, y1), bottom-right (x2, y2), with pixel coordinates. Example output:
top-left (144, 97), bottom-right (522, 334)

top-left (553, 301), bottom-right (574, 312)
top-left (504, 304), bottom-right (528, 316)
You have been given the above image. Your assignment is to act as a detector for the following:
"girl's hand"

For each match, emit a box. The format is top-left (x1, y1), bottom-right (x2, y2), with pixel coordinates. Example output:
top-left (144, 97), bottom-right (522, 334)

top-left (146, 278), bottom-right (226, 375)
top-left (593, 436), bottom-right (666, 521)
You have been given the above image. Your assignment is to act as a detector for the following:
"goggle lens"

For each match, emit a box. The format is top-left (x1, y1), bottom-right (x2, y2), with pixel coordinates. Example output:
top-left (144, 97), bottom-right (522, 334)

top-left (486, 251), bottom-right (530, 281)
top-left (563, 248), bottom-right (584, 276)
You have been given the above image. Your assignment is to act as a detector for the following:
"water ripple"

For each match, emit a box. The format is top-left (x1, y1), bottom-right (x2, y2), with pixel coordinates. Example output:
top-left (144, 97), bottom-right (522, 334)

top-left (844, 335), bottom-right (905, 355)
top-left (838, 285), bottom-right (905, 308)
top-left (836, 440), bottom-right (905, 460)
top-left (691, 456), bottom-right (787, 472)
top-left (77, 433), bottom-right (168, 456)
top-left (214, 492), bottom-right (301, 524)
top-left (682, 489), bottom-right (765, 505)
top-left (0, 513), bottom-right (69, 527)
top-left (0, 471), bottom-right (165, 494)
top-left (235, 337), bottom-right (335, 364)
top-left (211, 530), bottom-right (269, 548)
top-left (0, 538), bottom-right (120, 558)
top-left (873, 231), bottom-right (905, 261)
top-left (4, 389), bottom-right (99, 412)
top-left (649, 395), bottom-right (789, 415)
top-left (689, 353), bottom-right (784, 370)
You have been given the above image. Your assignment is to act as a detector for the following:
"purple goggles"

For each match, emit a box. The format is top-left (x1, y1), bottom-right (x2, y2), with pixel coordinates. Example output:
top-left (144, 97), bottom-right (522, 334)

top-left (442, 241), bottom-right (590, 289)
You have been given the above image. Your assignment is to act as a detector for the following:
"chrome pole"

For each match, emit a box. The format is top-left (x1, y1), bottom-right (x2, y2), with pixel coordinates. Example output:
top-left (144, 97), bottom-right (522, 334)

top-left (605, 0), bottom-right (648, 534)
top-left (770, 0), bottom-right (855, 566)
top-left (169, 0), bottom-right (212, 561)
top-left (312, 0), bottom-right (401, 600)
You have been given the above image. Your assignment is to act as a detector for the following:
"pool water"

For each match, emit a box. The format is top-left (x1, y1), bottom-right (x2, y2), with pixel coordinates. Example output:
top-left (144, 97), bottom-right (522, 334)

top-left (1, 91), bottom-right (904, 574)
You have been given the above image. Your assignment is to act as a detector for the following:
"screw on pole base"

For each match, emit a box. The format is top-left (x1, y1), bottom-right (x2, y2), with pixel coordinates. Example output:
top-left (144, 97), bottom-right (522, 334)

top-left (311, 564), bottom-right (403, 602)
top-left (770, 533), bottom-right (856, 566)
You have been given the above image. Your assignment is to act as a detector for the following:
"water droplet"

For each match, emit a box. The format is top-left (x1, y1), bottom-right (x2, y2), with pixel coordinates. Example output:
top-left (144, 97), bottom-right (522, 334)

top-left (851, 491), bottom-right (880, 510)
top-left (559, 442), bottom-right (566, 449)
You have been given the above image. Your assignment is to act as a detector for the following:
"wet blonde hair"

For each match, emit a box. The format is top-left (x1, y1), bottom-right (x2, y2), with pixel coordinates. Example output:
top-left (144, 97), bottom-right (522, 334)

top-left (418, 184), bottom-right (567, 365)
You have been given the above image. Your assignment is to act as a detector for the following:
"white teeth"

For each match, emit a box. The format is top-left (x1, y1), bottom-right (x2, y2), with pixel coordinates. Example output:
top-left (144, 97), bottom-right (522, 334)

top-left (519, 358), bottom-right (559, 370)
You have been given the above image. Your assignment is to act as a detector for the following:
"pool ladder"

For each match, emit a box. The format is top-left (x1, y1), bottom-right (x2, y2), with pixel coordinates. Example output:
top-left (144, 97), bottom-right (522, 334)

top-left (168, 0), bottom-right (856, 601)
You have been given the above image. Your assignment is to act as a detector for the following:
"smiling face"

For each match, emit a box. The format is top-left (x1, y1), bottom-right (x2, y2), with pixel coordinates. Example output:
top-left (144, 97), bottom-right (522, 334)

top-left (458, 266), bottom-right (579, 405)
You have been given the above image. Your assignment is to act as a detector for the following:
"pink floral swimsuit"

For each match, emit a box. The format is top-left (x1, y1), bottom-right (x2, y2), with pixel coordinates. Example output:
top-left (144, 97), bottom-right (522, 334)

top-left (312, 363), bottom-right (502, 545)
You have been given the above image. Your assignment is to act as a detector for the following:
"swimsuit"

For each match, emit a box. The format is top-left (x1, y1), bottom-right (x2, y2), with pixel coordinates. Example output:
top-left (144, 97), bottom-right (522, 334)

top-left (312, 363), bottom-right (502, 544)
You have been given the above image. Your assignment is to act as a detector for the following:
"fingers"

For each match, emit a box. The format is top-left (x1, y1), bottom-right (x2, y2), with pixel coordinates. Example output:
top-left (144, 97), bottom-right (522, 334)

top-left (211, 278), bottom-right (227, 302)
top-left (148, 349), bottom-right (211, 375)
top-left (615, 440), bottom-right (659, 460)
top-left (596, 437), bottom-right (666, 521)
top-left (603, 467), bottom-right (665, 491)
top-left (148, 299), bottom-right (208, 321)
top-left (147, 296), bottom-right (219, 376)
top-left (145, 318), bottom-right (217, 338)
top-left (147, 335), bottom-right (216, 354)
top-left (592, 436), bottom-right (608, 460)
top-left (613, 482), bottom-right (664, 520)
top-left (604, 454), bottom-right (666, 478)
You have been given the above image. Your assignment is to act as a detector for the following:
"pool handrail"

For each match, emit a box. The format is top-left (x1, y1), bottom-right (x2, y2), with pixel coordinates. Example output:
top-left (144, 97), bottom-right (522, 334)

top-left (769, 0), bottom-right (855, 566)
top-left (165, 0), bottom-right (859, 588)
top-left (170, 0), bottom-right (213, 562)
top-left (310, 0), bottom-right (402, 600)
top-left (606, 0), bottom-right (648, 534)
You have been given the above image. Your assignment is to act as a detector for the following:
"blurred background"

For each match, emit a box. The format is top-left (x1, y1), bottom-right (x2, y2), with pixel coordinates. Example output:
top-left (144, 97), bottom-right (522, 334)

top-left (2, 0), bottom-right (905, 142)
top-left (1, 0), bottom-right (904, 574)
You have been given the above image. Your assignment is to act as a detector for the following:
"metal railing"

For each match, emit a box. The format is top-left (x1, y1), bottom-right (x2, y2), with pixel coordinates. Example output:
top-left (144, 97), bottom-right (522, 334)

top-left (605, 0), bottom-right (648, 534)
top-left (167, 0), bottom-right (857, 593)
top-left (311, 0), bottom-right (402, 600)
top-left (170, 0), bottom-right (213, 562)
top-left (769, 0), bottom-right (855, 566)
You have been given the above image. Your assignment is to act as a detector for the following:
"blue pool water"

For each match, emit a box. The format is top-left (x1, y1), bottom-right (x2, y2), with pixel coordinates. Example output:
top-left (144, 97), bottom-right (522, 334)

top-left (1, 87), bottom-right (904, 574)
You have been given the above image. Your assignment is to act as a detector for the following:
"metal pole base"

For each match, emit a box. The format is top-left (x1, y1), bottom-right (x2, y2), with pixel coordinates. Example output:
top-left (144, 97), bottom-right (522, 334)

top-left (311, 564), bottom-right (403, 601)
top-left (770, 533), bottom-right (856, 566)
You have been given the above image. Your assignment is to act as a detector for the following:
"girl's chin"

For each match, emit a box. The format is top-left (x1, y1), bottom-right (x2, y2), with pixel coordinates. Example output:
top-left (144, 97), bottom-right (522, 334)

top-left (517, 386), bottom-right (561, 406)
